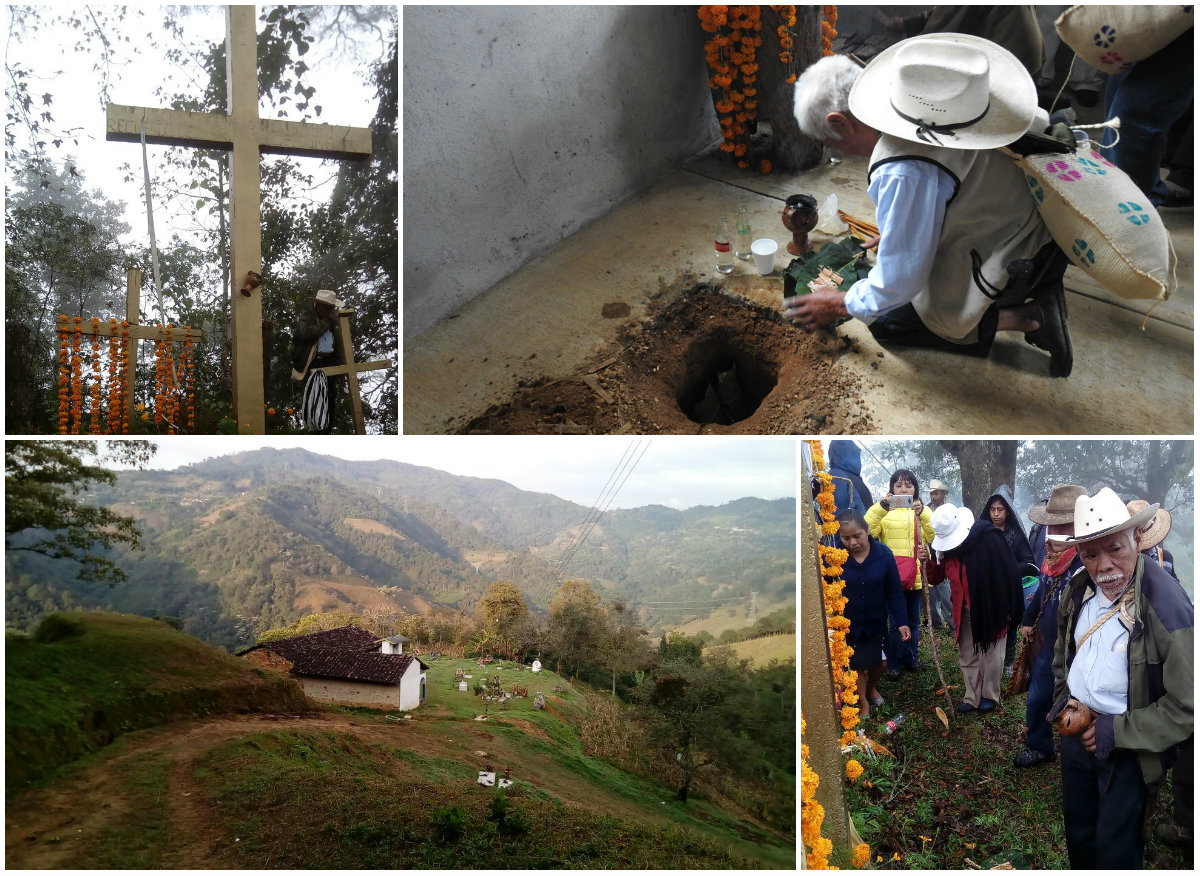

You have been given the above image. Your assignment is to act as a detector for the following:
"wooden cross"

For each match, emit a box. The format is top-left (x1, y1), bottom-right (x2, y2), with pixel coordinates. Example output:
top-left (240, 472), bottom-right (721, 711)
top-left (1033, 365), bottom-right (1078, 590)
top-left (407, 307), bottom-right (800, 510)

top-left (318, 308), bottom-right (390, 434)
top-left (64, 268), bottom-right (203, 429)
top-left (105, 5), bottom-right (372, 434)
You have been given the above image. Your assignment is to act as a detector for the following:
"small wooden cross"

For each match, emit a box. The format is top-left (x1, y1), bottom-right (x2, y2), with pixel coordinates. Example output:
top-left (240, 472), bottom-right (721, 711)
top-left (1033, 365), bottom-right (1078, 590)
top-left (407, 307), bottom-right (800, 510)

top-left (63, 268), bottom-right (203, 429)
top-left (105, 5), bottom-right (372, 434)
top-left (317, 309), bottom-right (390, 434)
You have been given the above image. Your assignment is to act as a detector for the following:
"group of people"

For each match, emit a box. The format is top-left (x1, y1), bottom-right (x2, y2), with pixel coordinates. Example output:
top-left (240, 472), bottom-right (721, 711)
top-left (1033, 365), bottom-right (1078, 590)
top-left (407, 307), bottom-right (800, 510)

top-left (829, 440), bottom-right (1193, 866)
top-left (784, 8), bottom-right (1192, 377)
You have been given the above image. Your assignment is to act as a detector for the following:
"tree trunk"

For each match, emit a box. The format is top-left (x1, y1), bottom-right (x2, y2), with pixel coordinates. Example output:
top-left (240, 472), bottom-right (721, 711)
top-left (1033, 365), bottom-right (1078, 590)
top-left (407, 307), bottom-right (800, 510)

top-left (1144, 440), bottom-right (1190, 508)
top-left (941, 440), bottom-right (1019, 514)
top-left (759, 6), bottom-right (824, 171)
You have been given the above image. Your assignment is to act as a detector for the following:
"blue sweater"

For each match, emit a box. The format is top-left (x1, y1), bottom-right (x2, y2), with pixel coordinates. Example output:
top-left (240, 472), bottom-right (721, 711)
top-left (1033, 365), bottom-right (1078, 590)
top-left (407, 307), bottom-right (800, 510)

top-left (843, 539), bottom-right (907, 646)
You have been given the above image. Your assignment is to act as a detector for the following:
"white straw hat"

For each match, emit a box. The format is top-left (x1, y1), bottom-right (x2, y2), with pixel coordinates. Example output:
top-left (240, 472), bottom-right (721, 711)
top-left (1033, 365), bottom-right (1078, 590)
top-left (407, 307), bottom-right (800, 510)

top-left (1046, 487), bottom-right (1159, 546)
top-left (849, 33), bottom-right (1037, 150)
top-left (315, 289), bottom-right (344, 308)
top-left (931, 503), bottom-right (974, 552)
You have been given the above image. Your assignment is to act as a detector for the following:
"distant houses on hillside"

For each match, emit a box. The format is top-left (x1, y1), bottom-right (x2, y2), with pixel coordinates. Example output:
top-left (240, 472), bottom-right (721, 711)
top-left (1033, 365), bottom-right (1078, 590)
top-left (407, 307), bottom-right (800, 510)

top-left (241, 625), bottom-right (428, 710)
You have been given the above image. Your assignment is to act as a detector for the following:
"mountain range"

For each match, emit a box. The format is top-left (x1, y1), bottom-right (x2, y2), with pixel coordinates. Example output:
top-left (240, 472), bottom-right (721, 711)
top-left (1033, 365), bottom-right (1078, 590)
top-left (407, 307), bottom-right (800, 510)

top-left (6, 448), bottom-right (796, 650)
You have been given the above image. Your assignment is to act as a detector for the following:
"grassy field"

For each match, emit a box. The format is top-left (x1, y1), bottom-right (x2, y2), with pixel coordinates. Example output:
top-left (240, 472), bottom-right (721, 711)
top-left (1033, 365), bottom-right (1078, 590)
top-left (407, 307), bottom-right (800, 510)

top-left (6, 615), bottom-right (796, 869)
top-left (708, 634), bottom-right (796, 667)
top-left (4, 612), bottom-right (307, 794)
top-left (826, 626), bottom-right (1191, 870)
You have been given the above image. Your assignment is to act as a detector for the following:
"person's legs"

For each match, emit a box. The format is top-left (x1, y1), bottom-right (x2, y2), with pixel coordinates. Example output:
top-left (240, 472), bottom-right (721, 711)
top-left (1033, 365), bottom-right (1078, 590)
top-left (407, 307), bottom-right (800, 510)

top-left (980, 634), bottom-right (1006, 705)
top-left (958, 607), bottom-right (981, 707)
top-left (905, 590), bottom-right (922, 667)
top-left (1094, 751), bottom-right (1150, 867)
top-left (868, 304), bottom-right (998, 356)
top-left (1060, 734), bottom-right (1100, 868)
top-left (1101, 30), bottom-right (1194, 205)
top-left (1023, 646), bottom-right (1056, 758)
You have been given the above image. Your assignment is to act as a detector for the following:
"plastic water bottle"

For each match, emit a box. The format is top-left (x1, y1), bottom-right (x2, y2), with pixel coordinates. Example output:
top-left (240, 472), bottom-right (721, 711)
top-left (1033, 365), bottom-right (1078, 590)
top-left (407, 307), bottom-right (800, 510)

top-left (715, 217), bottom-right (734, 274)
top-left (884, 713), bottom-right (905, 734)
top-left (734, 204), bottom-right (752, 260)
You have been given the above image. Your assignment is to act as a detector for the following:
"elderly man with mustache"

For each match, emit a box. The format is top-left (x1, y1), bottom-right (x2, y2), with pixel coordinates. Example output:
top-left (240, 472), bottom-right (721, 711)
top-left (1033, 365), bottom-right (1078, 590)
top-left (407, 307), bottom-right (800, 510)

top-left (1047, 487), bottom-right (1194, 869)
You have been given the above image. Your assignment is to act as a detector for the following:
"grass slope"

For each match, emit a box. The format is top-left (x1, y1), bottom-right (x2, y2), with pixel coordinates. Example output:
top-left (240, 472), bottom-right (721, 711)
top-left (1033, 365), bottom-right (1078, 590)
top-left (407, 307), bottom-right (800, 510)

top-left (6, 619), bottom-right (796, 869)
top-left (4, 612), bottom-right (308, 794)
top-left (708, 634), bottom-right (797, 667)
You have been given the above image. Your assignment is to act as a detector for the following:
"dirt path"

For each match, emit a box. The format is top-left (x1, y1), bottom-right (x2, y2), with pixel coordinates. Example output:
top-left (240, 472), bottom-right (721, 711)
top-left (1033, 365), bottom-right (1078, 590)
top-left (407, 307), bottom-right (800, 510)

top-left (6, 711), bottom-right (729, 868)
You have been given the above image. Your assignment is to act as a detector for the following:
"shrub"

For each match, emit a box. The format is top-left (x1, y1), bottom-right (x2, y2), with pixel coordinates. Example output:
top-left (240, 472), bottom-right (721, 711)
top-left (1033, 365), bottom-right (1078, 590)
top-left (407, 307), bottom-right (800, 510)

top-left (430, 804), bottom-right (465, 844)
top-left (34, 613), bottom-right (84, 644)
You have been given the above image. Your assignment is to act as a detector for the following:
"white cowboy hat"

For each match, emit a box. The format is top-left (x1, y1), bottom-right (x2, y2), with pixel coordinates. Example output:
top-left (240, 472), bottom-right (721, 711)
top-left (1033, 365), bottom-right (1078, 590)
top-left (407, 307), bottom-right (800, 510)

top-left (931, 503), bottom-right (974, 552)
top-left (1046, 487), bottom-right (1159, 546)
top-left (315, 289), bottom-right (344, 308)
top-left (848, 33), bottom-right (1037, 150)
top-left (928, 479), bottom-right (950, 493)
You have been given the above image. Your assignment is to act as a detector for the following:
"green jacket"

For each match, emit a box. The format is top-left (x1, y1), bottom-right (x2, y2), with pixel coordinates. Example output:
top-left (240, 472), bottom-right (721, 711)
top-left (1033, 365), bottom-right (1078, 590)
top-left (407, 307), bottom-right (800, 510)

top-left (1052, 556), bottom-right (1194, 784)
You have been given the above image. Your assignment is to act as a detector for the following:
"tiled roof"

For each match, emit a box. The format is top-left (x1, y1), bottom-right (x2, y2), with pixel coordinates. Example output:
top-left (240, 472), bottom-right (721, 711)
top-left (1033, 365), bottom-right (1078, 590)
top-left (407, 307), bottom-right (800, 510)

top-left (255, 625), bottom-right (427, 685)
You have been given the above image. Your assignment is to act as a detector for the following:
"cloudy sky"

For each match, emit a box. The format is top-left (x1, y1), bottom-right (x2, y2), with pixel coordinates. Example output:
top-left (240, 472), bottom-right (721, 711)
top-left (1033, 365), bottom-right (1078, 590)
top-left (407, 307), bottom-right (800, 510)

top-left (103, 436), bottom-right (798, 510)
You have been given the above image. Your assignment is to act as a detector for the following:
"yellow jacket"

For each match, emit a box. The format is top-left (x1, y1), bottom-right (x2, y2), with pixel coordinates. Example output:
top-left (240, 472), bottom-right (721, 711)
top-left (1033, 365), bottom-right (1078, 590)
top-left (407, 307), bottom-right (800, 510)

top-left (864, 501), bottom-right (936, 589)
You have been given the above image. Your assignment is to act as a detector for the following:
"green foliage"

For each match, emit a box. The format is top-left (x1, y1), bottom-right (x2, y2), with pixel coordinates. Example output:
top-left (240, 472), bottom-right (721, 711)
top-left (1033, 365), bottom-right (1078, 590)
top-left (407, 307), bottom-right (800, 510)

top-left (4, 611), bottom-right (309, 792)
top-left (5, 440), bottom-right (153, 586)
top-left (489, 791), bottom-right (529, 836)
top-left (430, 804), bottom-right (465, 844)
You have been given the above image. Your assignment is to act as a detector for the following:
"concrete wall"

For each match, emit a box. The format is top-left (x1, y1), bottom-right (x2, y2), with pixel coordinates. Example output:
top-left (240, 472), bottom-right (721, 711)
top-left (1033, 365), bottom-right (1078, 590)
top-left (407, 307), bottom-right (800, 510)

top-left (298, 676), bottom-right (399, 709)
top-left (403, 5), bottom-right (720, 339)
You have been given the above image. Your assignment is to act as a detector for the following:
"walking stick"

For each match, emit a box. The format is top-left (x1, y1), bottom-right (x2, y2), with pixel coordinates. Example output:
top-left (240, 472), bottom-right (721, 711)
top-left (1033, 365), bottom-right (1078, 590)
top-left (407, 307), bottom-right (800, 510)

top-left (917, 522), bottom-right (954, 712)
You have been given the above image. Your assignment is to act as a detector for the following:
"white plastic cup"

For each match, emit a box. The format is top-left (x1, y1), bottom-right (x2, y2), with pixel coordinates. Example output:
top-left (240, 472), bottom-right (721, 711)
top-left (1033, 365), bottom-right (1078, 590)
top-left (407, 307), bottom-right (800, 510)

top-left (751, 238), bottom-right (779, 275)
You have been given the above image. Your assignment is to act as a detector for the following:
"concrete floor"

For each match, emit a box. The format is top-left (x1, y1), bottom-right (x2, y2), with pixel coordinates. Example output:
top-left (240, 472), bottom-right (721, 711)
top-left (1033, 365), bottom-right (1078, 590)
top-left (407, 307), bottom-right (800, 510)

top-left (404, 146), bottom-right (1193, 435)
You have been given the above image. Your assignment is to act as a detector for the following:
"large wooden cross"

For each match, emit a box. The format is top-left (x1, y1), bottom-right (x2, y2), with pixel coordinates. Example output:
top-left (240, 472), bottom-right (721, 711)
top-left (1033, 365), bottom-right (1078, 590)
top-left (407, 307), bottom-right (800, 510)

top-left (106, 5), bottom-right (372, 434)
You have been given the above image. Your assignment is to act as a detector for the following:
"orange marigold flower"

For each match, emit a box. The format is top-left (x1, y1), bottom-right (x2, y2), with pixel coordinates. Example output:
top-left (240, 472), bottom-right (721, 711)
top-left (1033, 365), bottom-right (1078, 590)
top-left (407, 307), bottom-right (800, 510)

top-left (267, 408), bottom-right (276, 415)
top-left (761, 159), bottom-right (773, 174)
top-left (734, 143), bottom-right (747, 157)
top-left (845, 759), bottom-right (864, 782)
top-left (741, 63), bottom-right (758, 75)
top-left (720, 141), bottom-right (736, 153)
top-left (715, 99), bottom-right (735, 114)
top-left (737, 160), bottom-right (749, 169)
top-left (787, 73), bottom-right (797, 84)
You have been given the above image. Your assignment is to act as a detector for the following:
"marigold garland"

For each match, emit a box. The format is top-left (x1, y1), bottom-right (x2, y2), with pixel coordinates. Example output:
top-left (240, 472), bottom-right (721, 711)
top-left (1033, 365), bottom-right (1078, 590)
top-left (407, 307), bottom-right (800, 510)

top-left (799, 713), bottom-right (833, 869)
top-left (821, 5), bottom-right (838, 57)
top-left (54, 315), bottom-right (194, 435)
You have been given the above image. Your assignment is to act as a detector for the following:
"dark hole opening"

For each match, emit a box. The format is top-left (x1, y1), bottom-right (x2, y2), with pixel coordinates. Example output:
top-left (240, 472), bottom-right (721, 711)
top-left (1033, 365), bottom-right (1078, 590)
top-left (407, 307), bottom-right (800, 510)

top-left (676, 335), bottom-right (779, 425)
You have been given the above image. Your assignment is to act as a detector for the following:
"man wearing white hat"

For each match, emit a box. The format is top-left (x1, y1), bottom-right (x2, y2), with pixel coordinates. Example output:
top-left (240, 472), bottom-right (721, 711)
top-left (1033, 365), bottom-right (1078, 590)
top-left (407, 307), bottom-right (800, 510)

top-left (787, 35), bottom-right (1072, 376)
top-left (925, 479), bottom-right (954, 634)
top-left (1047, 487), bottom-right (1194, 868)
top-left (291, 289), bottom-right (345, 433)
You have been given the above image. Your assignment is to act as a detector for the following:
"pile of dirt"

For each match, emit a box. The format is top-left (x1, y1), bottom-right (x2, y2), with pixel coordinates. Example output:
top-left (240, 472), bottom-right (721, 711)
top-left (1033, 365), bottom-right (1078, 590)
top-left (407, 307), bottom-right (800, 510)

top-left (460, 284), bottom-right (874, 434)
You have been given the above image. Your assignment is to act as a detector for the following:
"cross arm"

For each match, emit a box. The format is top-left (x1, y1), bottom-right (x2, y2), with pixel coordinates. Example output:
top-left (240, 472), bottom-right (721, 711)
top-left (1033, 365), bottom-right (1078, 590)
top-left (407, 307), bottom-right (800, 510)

top-left (315, 360), bottom-right (390, 377)
top-left (258, 119), bottom-right (372, 160)
top-left (107, 104), bottom-right (234, 150)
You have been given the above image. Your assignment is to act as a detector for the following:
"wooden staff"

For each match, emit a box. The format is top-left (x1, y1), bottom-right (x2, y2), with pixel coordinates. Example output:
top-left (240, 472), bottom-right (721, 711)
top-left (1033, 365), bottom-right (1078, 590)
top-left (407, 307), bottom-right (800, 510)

top-left (917, 520), bottom-right (954, 712)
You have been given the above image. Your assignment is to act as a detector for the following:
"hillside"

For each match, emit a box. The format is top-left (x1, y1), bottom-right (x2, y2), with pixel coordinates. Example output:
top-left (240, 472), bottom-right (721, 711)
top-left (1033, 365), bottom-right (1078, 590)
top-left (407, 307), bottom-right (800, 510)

top-left (4, 612), bottom-right (795, 869)
top-left (5, 612), bottom-right (308, 792)
top-left (6, 449), bottom-right (795, 651)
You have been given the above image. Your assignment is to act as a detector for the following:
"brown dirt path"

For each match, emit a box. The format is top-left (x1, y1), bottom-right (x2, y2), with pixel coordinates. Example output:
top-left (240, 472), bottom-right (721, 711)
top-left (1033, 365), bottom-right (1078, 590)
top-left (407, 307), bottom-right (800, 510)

top-left (5, 710), bottom-right (724, 869)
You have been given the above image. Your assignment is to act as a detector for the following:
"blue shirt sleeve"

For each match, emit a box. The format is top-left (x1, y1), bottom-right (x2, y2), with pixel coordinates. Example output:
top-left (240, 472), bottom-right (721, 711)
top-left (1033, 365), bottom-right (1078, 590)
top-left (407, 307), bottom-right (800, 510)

top-left (843, 160), bottom-right (956, 324)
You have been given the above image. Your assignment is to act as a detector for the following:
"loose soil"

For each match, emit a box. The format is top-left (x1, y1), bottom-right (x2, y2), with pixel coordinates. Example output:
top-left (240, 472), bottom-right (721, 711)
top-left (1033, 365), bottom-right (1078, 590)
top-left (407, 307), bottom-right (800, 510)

top-left (460, 283), bottom-right (874, 434)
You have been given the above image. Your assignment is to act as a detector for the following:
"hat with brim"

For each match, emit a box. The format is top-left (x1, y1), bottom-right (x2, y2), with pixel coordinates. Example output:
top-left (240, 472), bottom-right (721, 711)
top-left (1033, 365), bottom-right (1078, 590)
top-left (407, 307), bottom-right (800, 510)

top-left (931, 503), bottom-right (974, 552)
top-left (315, 289), bottom-right (344, 309)
top-left (1126, 499), bottom-right (1172, 550)
top-left (928, 479), bottom-right (950, 493)
top-left (1046, 487), bottom-right (1159, 546)
top-left (848, 33), bottom-right (1037, 150)
top-left (1028, 484), bottom-right (1087, 526)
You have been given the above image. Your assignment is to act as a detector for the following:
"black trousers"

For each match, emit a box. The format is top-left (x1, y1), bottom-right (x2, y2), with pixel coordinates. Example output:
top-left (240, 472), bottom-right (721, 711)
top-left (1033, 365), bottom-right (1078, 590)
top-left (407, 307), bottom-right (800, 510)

top-left (1060, 734), bottom-right (1151, 868)
top-left (867, 241), bottom-right (1068, 355)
